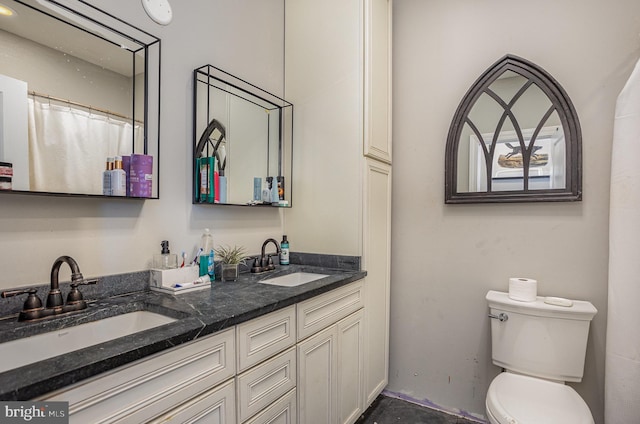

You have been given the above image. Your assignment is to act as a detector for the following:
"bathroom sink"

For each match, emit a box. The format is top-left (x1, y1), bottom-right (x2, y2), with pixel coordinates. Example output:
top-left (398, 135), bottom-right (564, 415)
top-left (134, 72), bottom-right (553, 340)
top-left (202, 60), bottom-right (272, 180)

top-left (259, 272), bottom-right (328, 287)
top-left (0, 311), bottom-right (176, 373)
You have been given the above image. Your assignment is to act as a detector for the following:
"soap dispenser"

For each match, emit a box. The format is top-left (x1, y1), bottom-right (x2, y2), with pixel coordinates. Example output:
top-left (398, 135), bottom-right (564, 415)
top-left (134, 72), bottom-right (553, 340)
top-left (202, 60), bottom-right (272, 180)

top-left (154, 240), bottom-right (178, 269)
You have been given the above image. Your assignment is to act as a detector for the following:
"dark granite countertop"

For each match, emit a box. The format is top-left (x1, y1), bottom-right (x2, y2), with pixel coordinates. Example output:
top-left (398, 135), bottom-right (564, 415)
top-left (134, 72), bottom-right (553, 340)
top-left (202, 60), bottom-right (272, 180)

top-left (0, 263), bottom-right (366, 400)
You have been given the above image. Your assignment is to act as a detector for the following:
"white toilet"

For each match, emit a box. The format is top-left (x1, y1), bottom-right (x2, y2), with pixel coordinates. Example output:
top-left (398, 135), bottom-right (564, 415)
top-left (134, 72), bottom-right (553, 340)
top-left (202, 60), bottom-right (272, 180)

top-left (485, 290), bottom-right (597, 424)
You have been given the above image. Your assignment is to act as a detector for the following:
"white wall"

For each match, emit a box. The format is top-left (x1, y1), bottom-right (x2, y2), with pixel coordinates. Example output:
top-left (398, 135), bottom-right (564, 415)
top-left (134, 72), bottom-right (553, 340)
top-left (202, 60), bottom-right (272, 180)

top-left (0, 0), bottom-right (285, 288)
top-left (390, 0), bottom-right (640, 422)
top-left (0, 29), bottom-right (133, 114)
top-left (283, 0), bottom-right (363, 256)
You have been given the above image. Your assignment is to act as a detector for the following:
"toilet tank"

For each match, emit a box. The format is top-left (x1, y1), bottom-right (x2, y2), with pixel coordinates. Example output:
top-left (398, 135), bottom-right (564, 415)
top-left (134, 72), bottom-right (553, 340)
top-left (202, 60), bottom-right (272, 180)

top-left (486, 290), bottom-right (597, 382)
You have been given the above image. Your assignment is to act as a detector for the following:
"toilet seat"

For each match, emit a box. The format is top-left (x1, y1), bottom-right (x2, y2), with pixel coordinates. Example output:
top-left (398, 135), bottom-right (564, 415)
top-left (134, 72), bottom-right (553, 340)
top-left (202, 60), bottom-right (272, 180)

top-left (486, 372), bottom-right (594, 424)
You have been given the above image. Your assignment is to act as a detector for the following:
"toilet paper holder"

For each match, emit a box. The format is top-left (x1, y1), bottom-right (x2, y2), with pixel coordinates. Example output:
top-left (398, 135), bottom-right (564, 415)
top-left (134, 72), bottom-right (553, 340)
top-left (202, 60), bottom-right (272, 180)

top-left (488, 312), bottom-right (509, 322)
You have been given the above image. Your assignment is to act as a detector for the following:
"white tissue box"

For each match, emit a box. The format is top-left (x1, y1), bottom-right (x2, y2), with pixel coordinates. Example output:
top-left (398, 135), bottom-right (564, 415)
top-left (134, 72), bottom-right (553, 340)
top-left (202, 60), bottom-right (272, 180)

top-left (150, 266), bottom-right (200, 289)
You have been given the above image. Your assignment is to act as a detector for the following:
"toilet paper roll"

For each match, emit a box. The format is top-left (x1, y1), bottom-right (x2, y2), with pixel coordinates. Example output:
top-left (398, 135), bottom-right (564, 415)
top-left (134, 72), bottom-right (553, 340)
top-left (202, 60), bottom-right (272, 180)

top-left (508, 277), bottom-right (538, 302)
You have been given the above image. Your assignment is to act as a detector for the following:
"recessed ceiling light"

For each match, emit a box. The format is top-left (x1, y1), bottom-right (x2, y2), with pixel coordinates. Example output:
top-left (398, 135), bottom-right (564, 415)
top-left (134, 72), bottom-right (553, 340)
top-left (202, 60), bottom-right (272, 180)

top-left (0, 4), bottom-right (15, 17)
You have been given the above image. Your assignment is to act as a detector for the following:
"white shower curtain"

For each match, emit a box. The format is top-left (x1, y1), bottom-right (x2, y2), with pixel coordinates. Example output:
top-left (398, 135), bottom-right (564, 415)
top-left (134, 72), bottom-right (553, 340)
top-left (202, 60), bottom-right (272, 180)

top-left (606, 58), bottom-right (640, 423)
top-left (27, 98), bottom-right (143, 194)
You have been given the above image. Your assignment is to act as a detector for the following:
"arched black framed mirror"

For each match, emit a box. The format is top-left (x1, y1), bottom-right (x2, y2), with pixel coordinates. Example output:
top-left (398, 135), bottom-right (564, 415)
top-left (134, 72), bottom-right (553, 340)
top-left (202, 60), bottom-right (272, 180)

top-left (445, 54), bottom-right (581, 203)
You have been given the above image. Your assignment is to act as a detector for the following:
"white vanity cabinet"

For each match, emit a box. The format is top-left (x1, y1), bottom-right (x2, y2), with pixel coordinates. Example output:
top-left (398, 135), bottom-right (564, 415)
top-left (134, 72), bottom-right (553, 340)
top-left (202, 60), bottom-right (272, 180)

top-left (36, 280), bottom-right (366, 424)
top-left (297, 280), bottom-right (365, 424)
top-left (40, 328), bottom-right (236, 424)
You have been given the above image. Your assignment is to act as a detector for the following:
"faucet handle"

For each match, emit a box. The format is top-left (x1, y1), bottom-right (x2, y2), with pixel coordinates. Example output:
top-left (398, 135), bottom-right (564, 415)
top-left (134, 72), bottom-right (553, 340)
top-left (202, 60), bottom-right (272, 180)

top-left (73, 278), bottom-right (99, 287)
top-left (266, 256), bottom-right (275, 270)
top-left (67, 279), bottom-right (98, 304)
top-left (1, 288), bottom-right (44, 311)
top-left (251, 257), bottom-right (262, 273)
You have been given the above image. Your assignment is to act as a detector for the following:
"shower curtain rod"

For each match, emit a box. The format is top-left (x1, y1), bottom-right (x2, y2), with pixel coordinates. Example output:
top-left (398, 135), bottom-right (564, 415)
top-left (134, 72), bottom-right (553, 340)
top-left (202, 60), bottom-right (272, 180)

top-left (29, 90), bottom-right (143, 124)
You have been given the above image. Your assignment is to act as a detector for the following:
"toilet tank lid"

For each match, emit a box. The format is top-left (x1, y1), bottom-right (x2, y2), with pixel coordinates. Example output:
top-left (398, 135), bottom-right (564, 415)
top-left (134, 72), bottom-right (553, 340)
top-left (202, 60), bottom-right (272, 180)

top-left (486, 290), bottom-right (597, 320)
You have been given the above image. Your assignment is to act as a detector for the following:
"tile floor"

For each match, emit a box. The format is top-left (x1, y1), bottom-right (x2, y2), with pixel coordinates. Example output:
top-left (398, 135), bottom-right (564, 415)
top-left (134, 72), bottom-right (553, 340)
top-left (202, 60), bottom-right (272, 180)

top-left (357, 395), bottom-right (481, 424)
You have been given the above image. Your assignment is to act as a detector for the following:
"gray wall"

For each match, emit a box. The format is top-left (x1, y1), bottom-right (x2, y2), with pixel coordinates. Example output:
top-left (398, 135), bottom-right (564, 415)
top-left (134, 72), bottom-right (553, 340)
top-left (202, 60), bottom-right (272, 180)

top-left (389, 0), bottom-right (640, 422)
top-left (0, 0), bottom-right (285, 288)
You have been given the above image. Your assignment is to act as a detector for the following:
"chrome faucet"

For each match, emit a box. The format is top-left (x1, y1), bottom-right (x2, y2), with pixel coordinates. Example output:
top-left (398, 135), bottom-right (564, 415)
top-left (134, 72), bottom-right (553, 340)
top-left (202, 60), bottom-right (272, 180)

top-left (251, 238), bottom-right (282, 273)
top-left (1, 256), bottom-right (98, 322)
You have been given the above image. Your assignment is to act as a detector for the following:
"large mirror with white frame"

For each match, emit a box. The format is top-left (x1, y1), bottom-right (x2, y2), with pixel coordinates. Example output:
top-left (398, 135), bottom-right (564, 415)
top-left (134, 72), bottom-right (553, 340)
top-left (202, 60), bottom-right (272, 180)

top-left (0, 0), bottom-right (160, 198)
top-left (445, 54), bottom-right (581, 203)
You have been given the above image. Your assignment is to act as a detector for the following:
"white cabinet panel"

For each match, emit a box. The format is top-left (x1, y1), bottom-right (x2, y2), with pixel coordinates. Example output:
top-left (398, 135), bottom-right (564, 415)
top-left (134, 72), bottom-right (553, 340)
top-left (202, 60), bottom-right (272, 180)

top-left (363, 159), bottom-right (392, 404)
top-left (297, 324), bottom-right (336, 424)
top-left (237, 347), bottom-right (297, 423)
top-left (237, 305), bottom-right (296, 373)
top-left (364, 0), bottom-right (393, 163)
top-left (337, 309), bottom-right (364, 424)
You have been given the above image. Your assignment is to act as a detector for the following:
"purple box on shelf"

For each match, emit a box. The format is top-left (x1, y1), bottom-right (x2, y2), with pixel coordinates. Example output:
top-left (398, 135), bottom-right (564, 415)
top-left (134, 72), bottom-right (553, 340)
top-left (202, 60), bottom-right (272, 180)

top-left (130, 154), bottom-right (153, 198)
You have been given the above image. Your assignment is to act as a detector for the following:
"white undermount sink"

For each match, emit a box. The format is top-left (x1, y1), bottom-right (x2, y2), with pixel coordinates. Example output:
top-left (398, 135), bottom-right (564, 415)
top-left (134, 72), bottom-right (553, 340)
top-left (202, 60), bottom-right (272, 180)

top-left (259, 272), bottom-right (328, 287)
top-left (0, 311), bottom-right (176, 374)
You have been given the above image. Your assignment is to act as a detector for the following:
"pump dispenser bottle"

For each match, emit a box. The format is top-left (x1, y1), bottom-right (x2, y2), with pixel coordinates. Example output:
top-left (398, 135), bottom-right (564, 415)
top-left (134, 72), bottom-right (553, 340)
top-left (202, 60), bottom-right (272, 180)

top-left (199, 229), bottom-right (214, 277)
top-left (102, 157), bottom-right (113, 195)
top-left (110, 156), bottom-right (127, 196)
top-left (154, 240), bottom-right (178, 269)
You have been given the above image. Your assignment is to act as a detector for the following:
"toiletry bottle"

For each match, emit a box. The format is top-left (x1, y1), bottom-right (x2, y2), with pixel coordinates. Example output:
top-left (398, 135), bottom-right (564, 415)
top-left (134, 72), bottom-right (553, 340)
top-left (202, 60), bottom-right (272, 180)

top-left (218, 172), bottom-right (227, 203)
top-left (110, 156), bottom-right (127, 196)
top-left (253, 177), bottom-right (262, 201)
top-left (154, 240), bottom-right (178, 269)
top-left (199, 229), bottom-right (214, 277)
top-left (102, 157), bottom-right (113, 195)
top-left (277, 176), bottom-right (285, 200)
top-left (280, 235), bottom-right (290, 265)
top-left (214, 169), bottom-right (220, 203)
top-left (208, 249), bottom-right (215, 280)
top-left (270, 176), bottom-right (279, 203)
top-left (262, 178), bottom-right (271, 203)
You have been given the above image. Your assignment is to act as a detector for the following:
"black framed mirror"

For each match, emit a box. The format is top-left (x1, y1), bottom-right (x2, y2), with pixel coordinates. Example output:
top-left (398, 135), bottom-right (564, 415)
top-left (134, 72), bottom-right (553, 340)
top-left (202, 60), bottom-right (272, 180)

top-left (193, 65), bottom-right (293, 207)
top-left (445, 54), bottom-right (581, 203)
top-left (0, 0), bottom-right (160, 199)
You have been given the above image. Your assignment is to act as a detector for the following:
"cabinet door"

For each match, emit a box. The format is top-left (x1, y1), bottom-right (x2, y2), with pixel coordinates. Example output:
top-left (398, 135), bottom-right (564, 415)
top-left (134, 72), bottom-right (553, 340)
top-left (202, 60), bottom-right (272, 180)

top-left (297, 325), bottom-right (337, 424)
top-left (297, 310), bottom-right (364, 424)
top-left (363, 0), bottom-right (392, 163)
top-left (148, 379), bottom-right (236, 424)
top-left (363, 159), bottom-right (392, 405)
top-left (337, 309), bottom-right (364, 424)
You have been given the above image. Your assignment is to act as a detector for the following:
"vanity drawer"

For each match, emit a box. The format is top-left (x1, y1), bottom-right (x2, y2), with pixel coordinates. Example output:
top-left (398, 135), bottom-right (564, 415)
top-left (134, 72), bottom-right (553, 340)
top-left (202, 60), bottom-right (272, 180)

top-left (297, 280), bottom-right (364, 341)
top-left (245, 388), bottom-right (297, 424)
top-left (237, 347), bottom-right (297, 423)
top-left (237, 305), bottom-right (296, 373)
top-left (41, 328), bottom-right (235, 424)
top-left (148, 379), bottom-right (236, 424)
